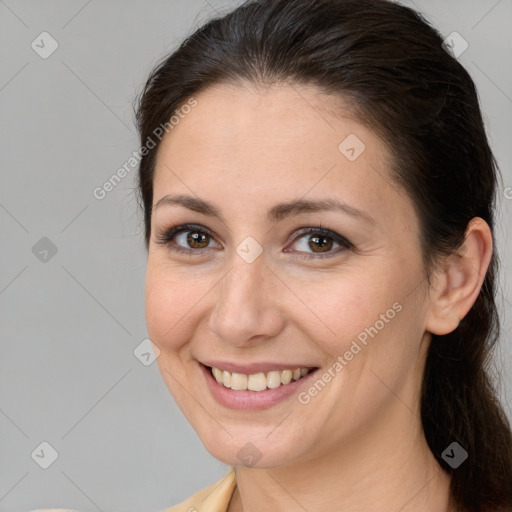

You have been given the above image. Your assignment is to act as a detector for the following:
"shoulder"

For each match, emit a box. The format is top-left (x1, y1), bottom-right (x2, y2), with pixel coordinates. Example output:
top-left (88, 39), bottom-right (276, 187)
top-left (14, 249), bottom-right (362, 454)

top-left (26, 469), bottom-right (236, 512)
top-left (161, 467), bottom-right (237, 512)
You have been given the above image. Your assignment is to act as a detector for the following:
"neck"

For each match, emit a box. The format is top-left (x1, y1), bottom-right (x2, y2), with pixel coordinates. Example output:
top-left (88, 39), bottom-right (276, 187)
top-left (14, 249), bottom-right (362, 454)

top-left (228, 402), bottom-right (455, 512)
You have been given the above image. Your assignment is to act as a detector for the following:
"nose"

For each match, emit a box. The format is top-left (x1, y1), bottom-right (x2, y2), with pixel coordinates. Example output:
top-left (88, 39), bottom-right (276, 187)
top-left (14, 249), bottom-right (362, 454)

top-left (208, 253), bottom-right (285, 348)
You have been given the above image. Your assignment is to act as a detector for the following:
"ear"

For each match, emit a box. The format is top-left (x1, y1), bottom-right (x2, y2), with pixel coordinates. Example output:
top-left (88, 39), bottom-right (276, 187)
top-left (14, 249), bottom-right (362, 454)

top-left (425, 217), bottom-right (493, 336)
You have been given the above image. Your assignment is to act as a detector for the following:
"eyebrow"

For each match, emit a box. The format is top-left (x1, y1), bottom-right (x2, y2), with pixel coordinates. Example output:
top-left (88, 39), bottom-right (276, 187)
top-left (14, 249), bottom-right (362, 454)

top-left (153, 194), bottom-right (375, 225)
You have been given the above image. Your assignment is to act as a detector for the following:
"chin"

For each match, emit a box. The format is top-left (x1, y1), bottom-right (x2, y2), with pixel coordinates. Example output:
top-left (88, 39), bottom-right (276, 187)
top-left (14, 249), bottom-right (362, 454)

top-left (197, 426), bottom-right (304, 469)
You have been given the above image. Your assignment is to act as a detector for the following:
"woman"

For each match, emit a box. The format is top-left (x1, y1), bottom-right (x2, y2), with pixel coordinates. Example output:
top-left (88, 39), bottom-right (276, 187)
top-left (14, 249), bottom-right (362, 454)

top-left (135, 0), bottom-right (512, 511)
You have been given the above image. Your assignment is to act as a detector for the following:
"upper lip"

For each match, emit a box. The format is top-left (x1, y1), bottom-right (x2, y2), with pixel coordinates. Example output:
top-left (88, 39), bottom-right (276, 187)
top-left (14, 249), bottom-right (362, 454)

top-left (201, 360), bottom-right (319, 374)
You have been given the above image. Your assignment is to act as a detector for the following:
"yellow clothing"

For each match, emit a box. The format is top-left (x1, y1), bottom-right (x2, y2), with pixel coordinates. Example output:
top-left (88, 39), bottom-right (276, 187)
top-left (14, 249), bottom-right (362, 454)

top-left (163, 467), bottom-right (236, 511)
top-left (29, 468), bottom-right (236, 512)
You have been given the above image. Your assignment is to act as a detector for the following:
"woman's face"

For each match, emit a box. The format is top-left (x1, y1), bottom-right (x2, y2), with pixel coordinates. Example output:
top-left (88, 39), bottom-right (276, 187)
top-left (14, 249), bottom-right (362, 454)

top-left (145, 82), bottom-right (432, 468)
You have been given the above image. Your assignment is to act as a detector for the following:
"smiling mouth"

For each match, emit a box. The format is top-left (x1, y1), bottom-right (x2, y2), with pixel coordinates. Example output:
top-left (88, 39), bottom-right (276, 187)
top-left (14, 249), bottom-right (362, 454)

top-left (205, 364), bottom-right (318, 392)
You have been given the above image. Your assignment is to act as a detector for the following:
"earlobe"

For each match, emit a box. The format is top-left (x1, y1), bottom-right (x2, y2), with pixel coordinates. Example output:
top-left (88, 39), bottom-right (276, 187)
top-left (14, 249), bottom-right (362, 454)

top-left (425, 217), bottom-right (493, 336)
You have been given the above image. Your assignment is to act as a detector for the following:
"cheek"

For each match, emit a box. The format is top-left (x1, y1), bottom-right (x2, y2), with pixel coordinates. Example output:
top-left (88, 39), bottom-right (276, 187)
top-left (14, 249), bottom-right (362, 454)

top-left (295, 263), bottom-right (419, 371)
top-left (144, 261), bottom-right (206, 350)
top-left (296, 269), bottom-right (394, 338)
top-left (144, 262), bottom-right (205, 415)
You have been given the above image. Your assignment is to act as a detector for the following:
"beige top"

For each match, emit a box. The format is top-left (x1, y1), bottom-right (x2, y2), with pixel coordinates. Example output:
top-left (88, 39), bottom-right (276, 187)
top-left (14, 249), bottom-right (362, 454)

top-left (162, 468), bottom-right (236, 511)
top-left (29, 468), bottom-right (237, 512)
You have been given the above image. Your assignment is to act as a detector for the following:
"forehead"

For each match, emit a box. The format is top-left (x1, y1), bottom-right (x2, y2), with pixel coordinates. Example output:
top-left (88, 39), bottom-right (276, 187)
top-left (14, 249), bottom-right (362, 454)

top-left (158, 81), bottom-right (367, 157)
top-left (152, 82), bottom-right (412, 231)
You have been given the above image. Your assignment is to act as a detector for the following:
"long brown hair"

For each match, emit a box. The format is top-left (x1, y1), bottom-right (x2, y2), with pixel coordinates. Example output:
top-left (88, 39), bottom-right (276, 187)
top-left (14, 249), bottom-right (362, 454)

top-left (134, 1), bottom-right (512, 509)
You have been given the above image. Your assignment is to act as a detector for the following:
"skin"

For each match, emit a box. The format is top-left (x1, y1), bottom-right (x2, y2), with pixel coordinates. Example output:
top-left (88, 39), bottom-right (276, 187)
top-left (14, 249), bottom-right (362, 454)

top-left (144, 82), bottom-right (492, 512)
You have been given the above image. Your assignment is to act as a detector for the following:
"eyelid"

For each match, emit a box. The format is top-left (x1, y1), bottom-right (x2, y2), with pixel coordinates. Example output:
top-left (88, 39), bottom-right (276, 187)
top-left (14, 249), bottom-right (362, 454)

top-left (287, 225), bottom-right (352, 245)
top-left (155, 223), bottom-right (220, 251)
top-left (285, 226), bottom-right (354, 255)
top-left (155, 223), bottom-right (354, 257)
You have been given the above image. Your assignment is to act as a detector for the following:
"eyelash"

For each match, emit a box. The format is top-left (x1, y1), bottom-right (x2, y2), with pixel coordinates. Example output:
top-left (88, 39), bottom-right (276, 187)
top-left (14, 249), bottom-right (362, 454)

top-left (154, 223), bottom-right (354, 259)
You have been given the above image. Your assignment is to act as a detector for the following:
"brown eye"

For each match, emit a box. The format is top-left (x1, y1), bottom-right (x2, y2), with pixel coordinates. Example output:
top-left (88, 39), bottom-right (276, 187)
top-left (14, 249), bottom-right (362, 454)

top-left (286, 227), bottom-right (353, 259)
top-left (155, 224), bottom-right (220, 254)
top-left (155, 223), bottom-right (352, 259)
top-left (307, 235), bottom-right (334, 253)
top-left (186, 231), bottom-right (210, 249)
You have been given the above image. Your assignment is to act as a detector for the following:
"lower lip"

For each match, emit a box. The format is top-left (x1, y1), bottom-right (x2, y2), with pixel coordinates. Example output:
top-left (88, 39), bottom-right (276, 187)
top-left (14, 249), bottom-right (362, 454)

top-left (200, 363), bottom-right (319, 411)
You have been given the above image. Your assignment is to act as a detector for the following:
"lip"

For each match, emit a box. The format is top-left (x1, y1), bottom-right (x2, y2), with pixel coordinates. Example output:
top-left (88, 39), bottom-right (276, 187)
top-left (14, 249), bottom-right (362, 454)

top-left (201, 360), bottom-right (318, 374)
top-left (199, 362), bottom-right (319, 411)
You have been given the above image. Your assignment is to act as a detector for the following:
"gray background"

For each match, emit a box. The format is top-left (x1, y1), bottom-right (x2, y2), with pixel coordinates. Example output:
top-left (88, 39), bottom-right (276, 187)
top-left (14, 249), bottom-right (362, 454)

top-left (0, 0), bottom-right (511, 511)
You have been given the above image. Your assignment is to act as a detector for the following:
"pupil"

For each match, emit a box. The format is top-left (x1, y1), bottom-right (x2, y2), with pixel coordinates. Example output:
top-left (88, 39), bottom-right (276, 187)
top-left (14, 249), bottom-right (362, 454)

top-left (309, 235), bottom-right (332, 252)
top-left (188, 232), bottom-right (208, 248)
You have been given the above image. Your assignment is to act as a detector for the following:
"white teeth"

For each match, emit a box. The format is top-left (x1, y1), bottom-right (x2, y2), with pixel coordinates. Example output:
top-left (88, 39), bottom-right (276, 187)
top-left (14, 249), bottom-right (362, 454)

top-left (213, 367), bottom-right (223, 384)
top-left (280, 369), bottom-right (292, 385)
top-left (248, 373), bottom-right (267, 391)
top-left (266, 370), bottom-right (281, 389)
top-left (222, 370), bottom-right (231, 388)
top-left (210, 366), bottom-right (312, 392)
top-left (230, 372), bottom-right (247, 390)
